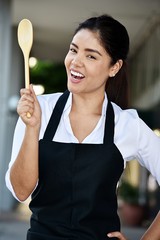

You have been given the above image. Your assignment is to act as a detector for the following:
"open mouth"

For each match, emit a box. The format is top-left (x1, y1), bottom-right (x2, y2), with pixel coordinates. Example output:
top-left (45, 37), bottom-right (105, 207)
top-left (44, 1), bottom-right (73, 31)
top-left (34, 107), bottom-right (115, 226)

top-left (71, 70), bottom-right (85, 80)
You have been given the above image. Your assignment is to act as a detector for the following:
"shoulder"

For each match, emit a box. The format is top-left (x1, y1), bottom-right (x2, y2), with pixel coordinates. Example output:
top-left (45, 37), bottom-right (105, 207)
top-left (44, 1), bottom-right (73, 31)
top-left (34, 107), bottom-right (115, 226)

top-left (111, 102), bottom-right (141, 162)
top-left (37, 92), bottom-right (62, 101)
top-left (111, 102), bottom-right (141, 149)
top-left (37, 92), bottom-right (63, 110)
top-left (111, 102), bottom-right (139, 126)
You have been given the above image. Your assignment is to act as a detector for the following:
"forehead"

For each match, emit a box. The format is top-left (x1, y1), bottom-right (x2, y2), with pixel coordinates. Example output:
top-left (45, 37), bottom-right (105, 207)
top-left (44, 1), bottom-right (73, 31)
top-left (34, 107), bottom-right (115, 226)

top-left (72, 29), bottom-right (103, 49)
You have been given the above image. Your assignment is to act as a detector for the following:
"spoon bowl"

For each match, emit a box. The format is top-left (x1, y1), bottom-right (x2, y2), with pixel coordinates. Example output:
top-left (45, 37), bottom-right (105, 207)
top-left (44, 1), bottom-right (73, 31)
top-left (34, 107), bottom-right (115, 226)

top-left (18, 19), bottom-right (33, 89)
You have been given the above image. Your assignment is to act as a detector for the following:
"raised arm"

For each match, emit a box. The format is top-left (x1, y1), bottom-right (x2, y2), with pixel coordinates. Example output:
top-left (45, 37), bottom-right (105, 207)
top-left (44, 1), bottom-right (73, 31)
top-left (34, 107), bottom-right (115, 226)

top-left (10, 85), bottom-right (41, 201)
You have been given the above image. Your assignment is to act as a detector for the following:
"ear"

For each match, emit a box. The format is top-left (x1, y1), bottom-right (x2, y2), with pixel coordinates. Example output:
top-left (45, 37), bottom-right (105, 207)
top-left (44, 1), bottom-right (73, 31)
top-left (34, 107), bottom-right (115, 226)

top-left (109, 59), bottom-right (123, 77)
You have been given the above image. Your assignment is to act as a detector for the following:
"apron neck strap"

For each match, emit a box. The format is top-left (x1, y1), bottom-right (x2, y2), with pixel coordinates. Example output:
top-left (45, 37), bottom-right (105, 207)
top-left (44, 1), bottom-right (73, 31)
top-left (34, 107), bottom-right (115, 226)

top-left (103, 101), bottom-right (114, 145)
top-left (43, 90), bottom-right (70, 141)
top-left (43, 91), bottom-right (115, 145)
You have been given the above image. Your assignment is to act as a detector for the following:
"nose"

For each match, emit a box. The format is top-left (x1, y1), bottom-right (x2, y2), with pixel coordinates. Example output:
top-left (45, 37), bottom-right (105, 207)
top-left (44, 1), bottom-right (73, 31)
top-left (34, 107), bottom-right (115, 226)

top-left (72, 54), bottom-right (83, 67)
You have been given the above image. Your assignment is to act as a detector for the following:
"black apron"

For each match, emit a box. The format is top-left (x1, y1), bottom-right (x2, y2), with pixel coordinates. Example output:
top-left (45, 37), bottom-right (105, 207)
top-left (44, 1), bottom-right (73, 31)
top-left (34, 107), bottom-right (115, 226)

top-left (27, 91), bottom-right (124, 240)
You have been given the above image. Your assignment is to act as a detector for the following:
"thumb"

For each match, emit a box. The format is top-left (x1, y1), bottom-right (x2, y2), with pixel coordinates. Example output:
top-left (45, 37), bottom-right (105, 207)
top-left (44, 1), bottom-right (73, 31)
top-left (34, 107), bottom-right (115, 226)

top-left (29, 84), bottom-right (38, 101)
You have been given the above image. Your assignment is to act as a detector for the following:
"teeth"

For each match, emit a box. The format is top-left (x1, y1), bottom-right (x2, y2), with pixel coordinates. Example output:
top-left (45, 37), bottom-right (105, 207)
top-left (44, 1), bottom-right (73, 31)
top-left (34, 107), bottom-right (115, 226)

top-left (71, 70), bottom-right (84, 78)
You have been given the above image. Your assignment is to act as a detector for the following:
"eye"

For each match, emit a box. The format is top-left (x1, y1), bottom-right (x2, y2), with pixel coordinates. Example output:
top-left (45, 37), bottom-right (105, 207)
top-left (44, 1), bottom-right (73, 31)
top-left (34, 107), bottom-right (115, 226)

top-left (70, 48), bottom-right (77, 53)
top-left (87, 55), bottom-right (96, 60)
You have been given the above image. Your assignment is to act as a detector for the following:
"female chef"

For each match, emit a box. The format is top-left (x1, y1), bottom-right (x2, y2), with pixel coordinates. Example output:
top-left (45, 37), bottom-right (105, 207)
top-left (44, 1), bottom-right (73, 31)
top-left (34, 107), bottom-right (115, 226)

top-left (6, 14), bottom-right (160, 240)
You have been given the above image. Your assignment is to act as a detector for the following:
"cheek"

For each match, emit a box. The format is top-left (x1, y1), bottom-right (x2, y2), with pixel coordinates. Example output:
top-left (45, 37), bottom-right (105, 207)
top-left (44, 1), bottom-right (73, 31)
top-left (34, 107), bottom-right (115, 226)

top-left (64, 55), bottom-right (68, 69)
top-left (64, 52), bottom-right (72, 70)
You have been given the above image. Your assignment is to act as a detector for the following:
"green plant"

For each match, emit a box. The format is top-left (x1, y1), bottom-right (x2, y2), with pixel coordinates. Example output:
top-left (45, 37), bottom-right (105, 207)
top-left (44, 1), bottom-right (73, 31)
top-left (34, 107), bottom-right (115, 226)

top-left (30, 60), bottom-right (67, 94)
top-left (118, 181), bottom-right (139, 205)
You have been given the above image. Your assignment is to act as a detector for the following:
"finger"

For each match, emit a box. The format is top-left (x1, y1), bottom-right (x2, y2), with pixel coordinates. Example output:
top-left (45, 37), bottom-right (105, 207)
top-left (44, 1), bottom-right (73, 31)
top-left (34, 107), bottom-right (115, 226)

top-left (17, 103), bottom-right (34, 113)
top-left (20, 88), bottom-right (34, 103)
top-left (17, 97), bottom-right (35, 109)
top-left (20, 88), bottom-right (31, 97)
top-left (20, 111), bottom-right (33, 123)
top-left (17, 99), bottom-right (34, 113)
top-left (18, 106), bottom-right (34, 117)
top-left (30, 84), bottom-right (38, 102)
top-left (18, 95), bottom-right (34, 105)
top-left (107, 231), bottom-right (127, 240)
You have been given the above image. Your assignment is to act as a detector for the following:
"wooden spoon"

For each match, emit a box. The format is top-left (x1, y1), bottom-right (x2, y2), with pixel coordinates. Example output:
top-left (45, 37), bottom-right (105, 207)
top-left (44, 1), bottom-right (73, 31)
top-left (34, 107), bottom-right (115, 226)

top-left (17, 19), bottom-right (33, 118)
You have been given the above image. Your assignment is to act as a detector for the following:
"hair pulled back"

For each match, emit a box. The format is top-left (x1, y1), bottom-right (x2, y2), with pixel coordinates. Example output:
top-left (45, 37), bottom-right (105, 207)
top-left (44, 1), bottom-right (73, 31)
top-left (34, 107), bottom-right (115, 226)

top-left (74, 14), bottom-right (130, 109)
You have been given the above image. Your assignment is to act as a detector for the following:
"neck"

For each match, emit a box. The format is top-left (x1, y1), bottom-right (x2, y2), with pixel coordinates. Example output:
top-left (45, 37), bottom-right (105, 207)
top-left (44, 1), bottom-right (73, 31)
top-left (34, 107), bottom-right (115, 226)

top-left (71, 91), bottom-right (105, 115)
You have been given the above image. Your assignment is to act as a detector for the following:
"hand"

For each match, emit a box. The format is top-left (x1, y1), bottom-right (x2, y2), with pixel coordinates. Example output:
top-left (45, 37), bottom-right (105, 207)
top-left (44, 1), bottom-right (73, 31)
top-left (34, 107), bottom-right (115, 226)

top-left (107, 231), bottom-right (128, 239)
top-left (17, 84), bottom-right (41, 128)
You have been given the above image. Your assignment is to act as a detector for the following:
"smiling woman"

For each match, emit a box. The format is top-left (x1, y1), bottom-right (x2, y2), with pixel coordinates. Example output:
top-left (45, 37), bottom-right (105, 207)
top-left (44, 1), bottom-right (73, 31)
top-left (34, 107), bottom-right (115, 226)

top-left (5, 14), bottom-right (160, 240)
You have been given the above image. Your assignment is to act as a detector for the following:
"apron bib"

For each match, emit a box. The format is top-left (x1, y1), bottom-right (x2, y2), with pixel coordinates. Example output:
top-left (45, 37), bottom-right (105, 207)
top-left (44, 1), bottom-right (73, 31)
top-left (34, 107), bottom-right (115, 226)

top-left (27, 91), bottom-right (124, 240)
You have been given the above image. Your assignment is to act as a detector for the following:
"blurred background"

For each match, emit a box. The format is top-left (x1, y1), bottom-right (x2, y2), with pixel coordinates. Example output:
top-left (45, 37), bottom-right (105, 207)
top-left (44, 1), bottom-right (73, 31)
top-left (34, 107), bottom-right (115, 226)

top-left (0, 0), bottom-right (160, 239)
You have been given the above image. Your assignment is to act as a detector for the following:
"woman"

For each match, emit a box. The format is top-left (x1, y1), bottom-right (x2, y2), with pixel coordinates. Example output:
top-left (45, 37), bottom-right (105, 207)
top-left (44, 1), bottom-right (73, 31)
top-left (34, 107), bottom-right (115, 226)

top-left (6, 15), bottom-right (160, 240)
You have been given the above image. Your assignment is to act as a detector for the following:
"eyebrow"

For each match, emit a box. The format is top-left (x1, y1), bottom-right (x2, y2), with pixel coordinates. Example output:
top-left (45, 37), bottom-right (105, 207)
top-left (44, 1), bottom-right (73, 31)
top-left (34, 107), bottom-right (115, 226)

top-left (71, 42), bottom-right (102, 56)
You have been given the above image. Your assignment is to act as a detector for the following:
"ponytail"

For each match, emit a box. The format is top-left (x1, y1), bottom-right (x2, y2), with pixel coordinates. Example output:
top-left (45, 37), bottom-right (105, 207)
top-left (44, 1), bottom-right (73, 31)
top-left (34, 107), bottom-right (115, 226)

top-left (105, 61), bottom-right (129, 109)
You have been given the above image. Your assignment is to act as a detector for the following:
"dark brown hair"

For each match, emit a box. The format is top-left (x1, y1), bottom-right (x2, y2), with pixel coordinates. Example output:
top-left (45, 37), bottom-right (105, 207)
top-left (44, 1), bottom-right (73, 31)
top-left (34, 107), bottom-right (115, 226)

top-left (74, 14), bottom-right (130, 109)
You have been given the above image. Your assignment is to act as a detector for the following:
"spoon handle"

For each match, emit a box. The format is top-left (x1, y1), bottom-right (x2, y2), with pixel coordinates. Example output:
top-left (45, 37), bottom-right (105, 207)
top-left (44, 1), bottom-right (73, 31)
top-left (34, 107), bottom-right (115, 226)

top-left (24, 54), bottom-right (31, 118)
top-left (24, 54), bottom-right (30, 89)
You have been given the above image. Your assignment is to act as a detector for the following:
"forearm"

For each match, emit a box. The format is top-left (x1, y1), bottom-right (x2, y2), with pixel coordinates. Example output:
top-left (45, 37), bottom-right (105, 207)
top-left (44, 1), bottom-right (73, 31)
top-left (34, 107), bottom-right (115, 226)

top-left (141, 211), bottom-right (160, 240)
top-left (10, 126), bottom-right (39, 201)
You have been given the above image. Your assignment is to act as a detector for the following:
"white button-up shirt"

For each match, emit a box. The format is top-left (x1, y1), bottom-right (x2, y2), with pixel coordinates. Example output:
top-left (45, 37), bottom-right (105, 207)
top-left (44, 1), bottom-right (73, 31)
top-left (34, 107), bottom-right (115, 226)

top-left (5, 92), bottom-right (160, 201)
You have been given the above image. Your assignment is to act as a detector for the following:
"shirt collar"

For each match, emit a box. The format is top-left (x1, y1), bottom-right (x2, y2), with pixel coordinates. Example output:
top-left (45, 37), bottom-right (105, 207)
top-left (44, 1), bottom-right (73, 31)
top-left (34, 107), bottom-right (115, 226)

top-left (63, 91), bottom-right (108, 117)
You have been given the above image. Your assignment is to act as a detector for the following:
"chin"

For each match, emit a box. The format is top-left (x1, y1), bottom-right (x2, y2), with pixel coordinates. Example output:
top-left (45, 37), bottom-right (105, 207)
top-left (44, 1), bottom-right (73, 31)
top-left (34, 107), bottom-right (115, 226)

top-left (67, 83), bottom-right (79, 94)
top-left (67, 87), bottom-right (79, 94)
top-left (67, 80), bottom-right (87, 95)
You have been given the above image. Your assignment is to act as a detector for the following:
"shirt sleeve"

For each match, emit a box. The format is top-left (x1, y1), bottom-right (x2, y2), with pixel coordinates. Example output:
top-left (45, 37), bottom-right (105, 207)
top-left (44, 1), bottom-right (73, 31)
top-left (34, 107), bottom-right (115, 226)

top-left (113, 104), bottom-right (160, 186)
top-left (136, 118), bottom-right (160, 185)
top-left (5, 93), bottom-right (62, 201)
top-left (5, 117), bottom-right (26, 202)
